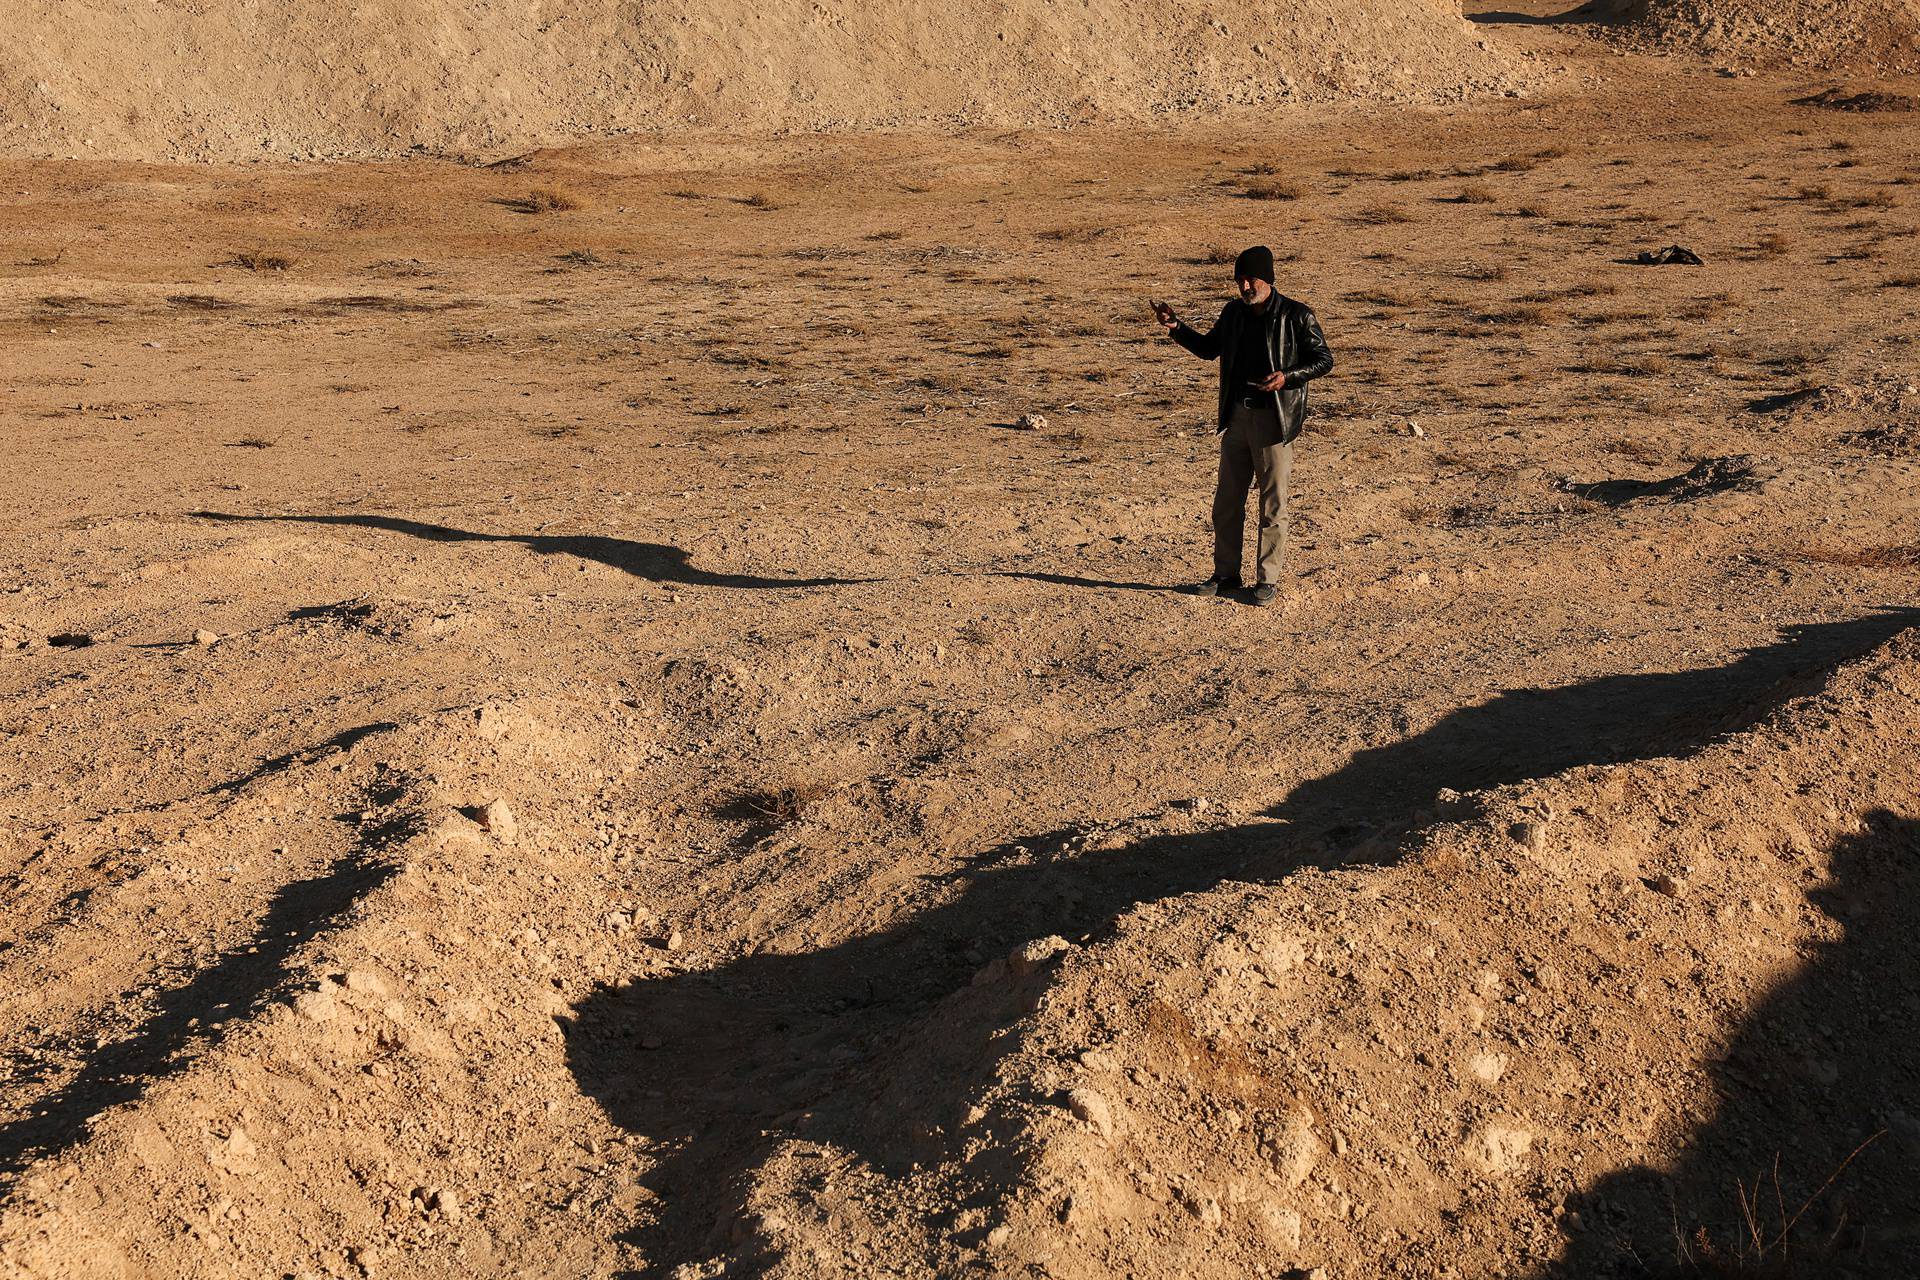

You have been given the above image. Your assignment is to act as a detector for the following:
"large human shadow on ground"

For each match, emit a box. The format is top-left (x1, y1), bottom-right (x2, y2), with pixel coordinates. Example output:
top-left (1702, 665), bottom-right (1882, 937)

top-left (192, 512), bottom-right (872, 590)
top-left (1539, 810), bottom-right (1920, 1279)
top-left (565, 610), bottom-right (1919, 1276)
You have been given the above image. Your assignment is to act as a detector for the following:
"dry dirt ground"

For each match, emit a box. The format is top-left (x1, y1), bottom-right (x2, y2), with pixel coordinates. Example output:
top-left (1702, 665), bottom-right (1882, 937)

top-left (4, 22), bottom-right (1920, 1280)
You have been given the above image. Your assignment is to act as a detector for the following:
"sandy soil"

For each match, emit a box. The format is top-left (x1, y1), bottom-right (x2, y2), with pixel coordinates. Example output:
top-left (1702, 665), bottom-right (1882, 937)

top-left (3, 20), bottom-right (1920, 1280)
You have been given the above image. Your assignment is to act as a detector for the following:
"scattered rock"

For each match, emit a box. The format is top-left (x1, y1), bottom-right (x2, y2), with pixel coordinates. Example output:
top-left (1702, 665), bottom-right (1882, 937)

top-left (1632, 244), bottom-right (1702, 266)
top-left (1259, 1109), bottom-right (1322, 1188)
top-left (1008, 935), bottom-right (1072, 977)
top-left (1180, 1186), bottom-right (1224, 1226)
top-left (1470, 1122), bottom-right (1534, 1175)
top-left (479, 798), bottom-right (517, 844)
top-left (1649, 871), bottom-right (1688, 898)
top-left (192, 629), bottom-right (219, 646)
top-left (1469, 1052), bottom-right (1508, 1084)
top-left (293, 988), bottom-right (338, 1022)
top-left (1255, 1203), bottom-right (1303, 1250)
top-left (1013, 413), bottom-right (1048, 431)
top-left (1511, 820), bottom-right (1548, 853)
top-left (1064, 1087), bottom-right (1115, 1139)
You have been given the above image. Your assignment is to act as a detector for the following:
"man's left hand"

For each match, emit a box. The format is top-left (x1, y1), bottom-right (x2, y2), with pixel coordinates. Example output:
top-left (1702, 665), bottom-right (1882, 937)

top-left (1254, 371), bottom-right (1288, 392)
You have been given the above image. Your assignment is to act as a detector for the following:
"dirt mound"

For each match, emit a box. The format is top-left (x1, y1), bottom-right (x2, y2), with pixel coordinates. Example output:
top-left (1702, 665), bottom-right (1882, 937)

top-left (703, 625), bottom-right (1920, 1277)
top-left (0, 1), bottom-right (1530, 162)
top-left (1750, 376), bottom-right (1920, 455)
top-left (1611, 0), bottom-right (1920, 71)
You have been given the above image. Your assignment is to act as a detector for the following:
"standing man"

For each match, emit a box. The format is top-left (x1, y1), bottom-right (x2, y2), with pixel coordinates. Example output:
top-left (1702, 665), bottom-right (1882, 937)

top-left (1153, 246), bottom-right (1333, 605)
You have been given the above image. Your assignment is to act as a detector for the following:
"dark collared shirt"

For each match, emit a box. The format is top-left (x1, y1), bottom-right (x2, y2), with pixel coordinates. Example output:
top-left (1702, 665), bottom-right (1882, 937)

top-left (1233, 298), bottom-right (1272, 396)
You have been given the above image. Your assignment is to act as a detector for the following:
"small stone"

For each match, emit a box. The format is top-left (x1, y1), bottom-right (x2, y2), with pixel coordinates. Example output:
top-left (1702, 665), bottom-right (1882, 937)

top-left (1014, 413), bottom-right (1048, 431)
top-left (1256, 1204), bottom-right (1302, 1250)
top-left (663, 930), bottom-right (683, 951)
top-left (1511, 820), bottom-right (1548, 852)
top-left (1650, 872), bottom-right (1687, 898)
top-left (1182, 1188), bottom-right (1223, 1226)
top-left (1065, 1087), bottom-right (1115, 1139)
top-left (293, 989), bottom-right (338, 1022)
top-left (1469, 1052), bottom-right (1508, 1084)
top-left (985, 1224), bottom-right (1011, 1249)
top-left (1008, 935), bottom-right (1072, 977)
top-left (1261, 1110), bottom-right (1322, 1188)
top-left (1407, 421), bottom-right (1424, 438)
top-left (193, 629), bottom-right (219, 646)
top-left (429, 1188), bottom-right (460, 1221)
top-left (1470, 1122), bottom-right (1534, 1174)
top-left (479, 799), bottom-right (517, 844)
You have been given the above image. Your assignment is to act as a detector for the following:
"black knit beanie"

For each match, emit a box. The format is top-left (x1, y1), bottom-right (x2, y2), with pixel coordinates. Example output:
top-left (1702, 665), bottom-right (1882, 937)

top-left (1233, 245), bottom-right (1275, 284)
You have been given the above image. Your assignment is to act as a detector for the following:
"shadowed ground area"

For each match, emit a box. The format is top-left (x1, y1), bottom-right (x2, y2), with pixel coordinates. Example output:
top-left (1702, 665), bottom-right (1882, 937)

top-left (567, 610), bottom-right (1920, 1276)
top-left (1542, 811), bottom-right (1920, 1278)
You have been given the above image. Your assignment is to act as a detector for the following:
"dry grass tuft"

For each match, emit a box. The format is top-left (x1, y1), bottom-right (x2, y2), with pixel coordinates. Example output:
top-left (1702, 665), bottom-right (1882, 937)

top-left (1353, 204), bottom-right (1414, 225)
top-left (742, 192), bottom-right (780, 210)
top-left (728, 781), bottom-right (832, 833)
top-left (1798, 544), bottom-right (1920, 568)
top-left (1244, 179), bottom-right (1305, 201)
top-left (1754, 231), bottom-right (1790, 257)
top-left (499, 188), bottom-right (586, 214)
top-left (1797, 545), bottom-right (1920, 568)
top-left (1038, 225), bottom-right (1110, 242)
top-left (1490, 154), bottom-right (1540, 173)
top-left (1450, 185), bottom-right (1497, 205)
top-left (229, 251), bottom-right (293, 271)
top-left (1477, 302), bottom-right (1557, 326)
top-left (1601, 436), bottom-right (1667, 467)
top-left (1347, 287), bottom-right (1421, 308)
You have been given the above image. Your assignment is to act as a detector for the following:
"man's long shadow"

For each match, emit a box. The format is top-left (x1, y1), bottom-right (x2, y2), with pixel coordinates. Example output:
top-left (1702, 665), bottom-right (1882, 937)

top-left (565, 609), bottom-right (1920, 1276)
top-left (191, 512), bottom-right (872, 590)
top-left (1540, 810), bottom-right (1920, 1278)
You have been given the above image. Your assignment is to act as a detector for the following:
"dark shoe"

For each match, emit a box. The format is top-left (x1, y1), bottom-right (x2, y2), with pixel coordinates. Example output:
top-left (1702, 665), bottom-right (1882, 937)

top-left (1251, 583), bottom-right (1278, 606)
top-left (1192, 577), bottom-right (1238, 597)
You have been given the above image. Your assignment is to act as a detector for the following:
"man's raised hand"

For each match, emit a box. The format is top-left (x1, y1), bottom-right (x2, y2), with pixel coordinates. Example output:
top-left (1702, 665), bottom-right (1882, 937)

top-left (1150, 299), bottom-right (1178, 331)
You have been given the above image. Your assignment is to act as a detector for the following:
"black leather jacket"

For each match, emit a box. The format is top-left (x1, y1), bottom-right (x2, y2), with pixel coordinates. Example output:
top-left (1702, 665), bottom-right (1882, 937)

top-left (1172, 294), bottom-right (1334, 442)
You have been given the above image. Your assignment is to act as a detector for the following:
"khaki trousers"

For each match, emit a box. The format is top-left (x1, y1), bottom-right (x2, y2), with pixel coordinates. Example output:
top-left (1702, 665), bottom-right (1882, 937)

top-left (1212, 402), bottom-right (1292, 586)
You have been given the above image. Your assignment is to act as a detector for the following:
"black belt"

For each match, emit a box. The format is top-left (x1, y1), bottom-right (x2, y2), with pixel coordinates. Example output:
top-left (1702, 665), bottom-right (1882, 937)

top-left (1236, 394), bottom-right (1269, 408)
